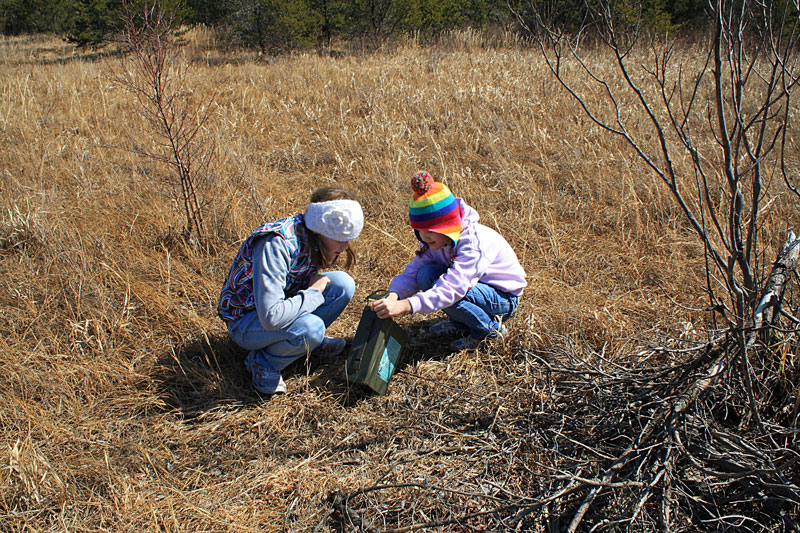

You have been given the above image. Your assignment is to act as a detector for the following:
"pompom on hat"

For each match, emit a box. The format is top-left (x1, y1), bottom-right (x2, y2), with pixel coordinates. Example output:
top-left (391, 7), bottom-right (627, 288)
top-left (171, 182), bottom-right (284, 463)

top-left (408, 171), bottom-right (463, 245)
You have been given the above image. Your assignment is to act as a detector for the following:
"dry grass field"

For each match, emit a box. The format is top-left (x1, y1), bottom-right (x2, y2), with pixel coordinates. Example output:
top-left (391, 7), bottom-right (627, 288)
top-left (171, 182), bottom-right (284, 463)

top-left (1, 28), bottom-right (798, 531)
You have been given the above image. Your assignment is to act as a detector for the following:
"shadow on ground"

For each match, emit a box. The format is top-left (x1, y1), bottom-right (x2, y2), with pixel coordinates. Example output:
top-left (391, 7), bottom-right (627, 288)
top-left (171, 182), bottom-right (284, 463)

top-left (149, 317), bottom-right (460, 417)
top-left (149, 333), bottom-right (264, 418)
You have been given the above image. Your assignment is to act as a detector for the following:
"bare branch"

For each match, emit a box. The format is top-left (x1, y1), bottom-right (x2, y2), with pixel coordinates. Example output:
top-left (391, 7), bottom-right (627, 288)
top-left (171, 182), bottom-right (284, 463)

top-left (113, 0), bottom-right (216, 246)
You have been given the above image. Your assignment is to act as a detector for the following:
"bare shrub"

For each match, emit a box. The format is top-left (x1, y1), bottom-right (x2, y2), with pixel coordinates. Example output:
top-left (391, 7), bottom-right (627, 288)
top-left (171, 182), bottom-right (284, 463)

top-left (114, 1), bottom-right (215, 246)
top-left (512, 0), bottom-right (800, 529)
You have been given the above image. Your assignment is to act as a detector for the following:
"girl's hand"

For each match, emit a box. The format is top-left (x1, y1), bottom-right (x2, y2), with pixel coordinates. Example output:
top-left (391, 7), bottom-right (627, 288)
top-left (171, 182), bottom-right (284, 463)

top-left (309, 274), bottom-right (330, 293)
top-left (370, 293), bottom-right (411, 319)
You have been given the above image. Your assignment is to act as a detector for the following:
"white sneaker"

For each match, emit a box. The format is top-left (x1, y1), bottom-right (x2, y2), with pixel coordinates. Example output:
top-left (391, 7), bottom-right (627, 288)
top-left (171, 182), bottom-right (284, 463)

top-left (245, 352), bottom-right (286, 394)
top-left (311, 336), bottom-right (347, 357)
top-left (427, 320), bottom-right (461, 337)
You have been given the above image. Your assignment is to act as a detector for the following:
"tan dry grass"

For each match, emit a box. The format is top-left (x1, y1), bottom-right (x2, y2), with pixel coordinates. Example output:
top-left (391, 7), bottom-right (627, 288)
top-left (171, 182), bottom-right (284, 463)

top-left (0, 31), bottom-right (798, 530)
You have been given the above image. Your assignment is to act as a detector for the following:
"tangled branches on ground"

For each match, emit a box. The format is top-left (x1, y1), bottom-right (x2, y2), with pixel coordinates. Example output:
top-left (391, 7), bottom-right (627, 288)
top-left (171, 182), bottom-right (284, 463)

top-left (321, 325), bottom-right (800, 532)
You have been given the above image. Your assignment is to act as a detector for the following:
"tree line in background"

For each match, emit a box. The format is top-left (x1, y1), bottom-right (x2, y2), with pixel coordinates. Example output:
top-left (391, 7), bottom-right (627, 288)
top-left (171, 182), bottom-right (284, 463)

top-left (1, 0), bottom-right (712, 51)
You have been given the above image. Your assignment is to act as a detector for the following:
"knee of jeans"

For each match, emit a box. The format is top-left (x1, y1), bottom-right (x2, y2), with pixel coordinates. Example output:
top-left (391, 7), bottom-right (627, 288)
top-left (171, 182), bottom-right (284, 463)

top-left (290, 314), bottom-right (326, 351)
top-left (326, 271), bottom-right (355, 300)
top-left (306, 315), bottom-right (327, 349)
top-left (416, 264), bottom-right (446, 291)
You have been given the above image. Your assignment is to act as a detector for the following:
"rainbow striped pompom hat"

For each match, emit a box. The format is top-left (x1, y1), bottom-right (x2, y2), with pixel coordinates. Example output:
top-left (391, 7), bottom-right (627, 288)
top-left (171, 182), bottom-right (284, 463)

top-left (408, 171), bottom-right (463, 245)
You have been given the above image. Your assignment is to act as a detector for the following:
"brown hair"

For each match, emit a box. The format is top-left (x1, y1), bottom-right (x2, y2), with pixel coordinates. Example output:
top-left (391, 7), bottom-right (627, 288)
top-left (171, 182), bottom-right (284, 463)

top-left (304, 186), bottom-right (358, 269)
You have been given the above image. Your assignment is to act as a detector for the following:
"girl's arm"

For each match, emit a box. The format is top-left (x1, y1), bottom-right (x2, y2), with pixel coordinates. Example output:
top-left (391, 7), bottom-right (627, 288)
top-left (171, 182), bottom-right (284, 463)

top-left (253, 236), bottom-right (325, 330)
top-left (370, 292), bottom-right (412, 318)
top-left (407, 234), bottom-right (486, 314)
top-left (387, 252), bottom-right (426, 299)
top-left (372, 248), bottom-right (431, 318)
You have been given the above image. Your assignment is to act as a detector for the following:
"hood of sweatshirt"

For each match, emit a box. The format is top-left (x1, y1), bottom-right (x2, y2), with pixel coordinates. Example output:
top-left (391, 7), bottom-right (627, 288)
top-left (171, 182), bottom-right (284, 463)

top-left (454, 198), bottom-right (479, 249)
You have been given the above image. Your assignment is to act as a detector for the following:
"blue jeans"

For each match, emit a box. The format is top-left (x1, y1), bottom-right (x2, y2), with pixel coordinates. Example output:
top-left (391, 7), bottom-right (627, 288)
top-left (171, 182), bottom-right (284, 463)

top-left (417, 264), bottom-right (519, 339)
top-left (226, 271), bottom-right (355, 372)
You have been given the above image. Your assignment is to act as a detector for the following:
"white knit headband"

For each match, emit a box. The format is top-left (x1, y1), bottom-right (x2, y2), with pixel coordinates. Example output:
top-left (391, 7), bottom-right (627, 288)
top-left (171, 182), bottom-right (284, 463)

top-left (304, 199), bottom-right (364, 241)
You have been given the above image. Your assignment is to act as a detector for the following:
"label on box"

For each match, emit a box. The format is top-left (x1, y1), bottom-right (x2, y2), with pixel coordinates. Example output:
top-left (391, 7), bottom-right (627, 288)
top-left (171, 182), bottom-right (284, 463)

top-left (377, 337), bottom-right (401, 383)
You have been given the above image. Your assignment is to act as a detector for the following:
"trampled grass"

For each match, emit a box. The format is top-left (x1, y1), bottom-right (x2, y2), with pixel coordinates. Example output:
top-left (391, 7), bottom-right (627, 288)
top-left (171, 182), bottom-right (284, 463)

top-left (1, 30), bottom-right (798, 531)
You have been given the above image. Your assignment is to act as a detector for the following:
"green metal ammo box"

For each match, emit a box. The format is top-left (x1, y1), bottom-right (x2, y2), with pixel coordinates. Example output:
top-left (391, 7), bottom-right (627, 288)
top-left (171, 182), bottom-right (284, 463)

top-left (344, 290), bottom-right (409, 395)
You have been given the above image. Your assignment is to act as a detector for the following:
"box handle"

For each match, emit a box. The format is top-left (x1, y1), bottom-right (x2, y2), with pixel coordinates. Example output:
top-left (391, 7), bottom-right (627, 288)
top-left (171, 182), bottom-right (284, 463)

top-left (366, 290), bottom-right (390, 301)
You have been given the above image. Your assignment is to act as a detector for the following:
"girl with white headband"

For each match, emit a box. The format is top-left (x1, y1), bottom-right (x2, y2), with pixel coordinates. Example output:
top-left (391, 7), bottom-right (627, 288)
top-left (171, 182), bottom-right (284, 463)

top-left (218, 187), bottom-right (364, 395)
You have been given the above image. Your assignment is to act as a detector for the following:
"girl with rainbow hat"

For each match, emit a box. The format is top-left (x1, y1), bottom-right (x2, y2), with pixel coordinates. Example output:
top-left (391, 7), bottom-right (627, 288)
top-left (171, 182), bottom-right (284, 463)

top-left (370, 171), bottom-right (526, 351)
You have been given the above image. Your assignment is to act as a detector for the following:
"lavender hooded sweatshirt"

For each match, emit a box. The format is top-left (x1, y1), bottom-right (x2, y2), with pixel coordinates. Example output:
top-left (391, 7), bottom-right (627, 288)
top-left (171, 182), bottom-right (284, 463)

top-left (389, 198), bottom-right (527, 314)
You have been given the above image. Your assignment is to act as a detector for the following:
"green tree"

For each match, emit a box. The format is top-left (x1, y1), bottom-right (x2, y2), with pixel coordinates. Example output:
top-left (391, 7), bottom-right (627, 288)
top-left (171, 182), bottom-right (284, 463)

top-left (186, 0), bottom-right (230, 26)
top-left (67, 0), bottom-right (190, 48)
top-left (664, 0), bottom-right (708, 27)
top-left (67, 0), bottom-right (119, 46)
top-left (511, 0), bottom-right (677, 35)
top-left (450, 0), bottom-right (508, 28)
top-left (1, 0), bottom-right (78, 35)
top-left (225, 0), bottom-right (322, 52)
top-left (410, 0), bottom-right (466, 33)
top-left (308, 0), bottom-right (348, 45)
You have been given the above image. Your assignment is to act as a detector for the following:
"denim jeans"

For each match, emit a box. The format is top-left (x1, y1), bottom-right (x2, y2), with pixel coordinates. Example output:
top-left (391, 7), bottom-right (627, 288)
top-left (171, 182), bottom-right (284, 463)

top-left (226, 271), bottom-right (355, 372)
top-left (416, 264), bottom-right (519, 339)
